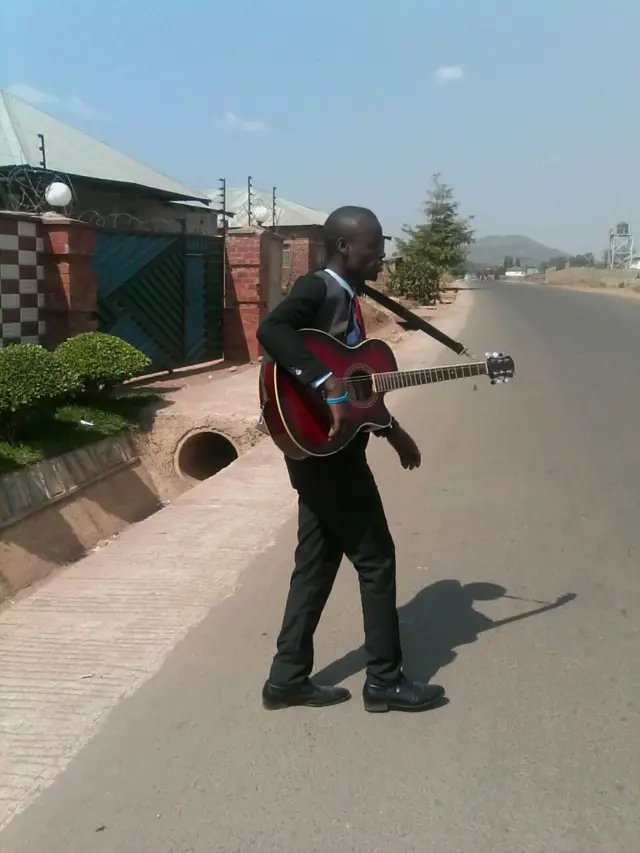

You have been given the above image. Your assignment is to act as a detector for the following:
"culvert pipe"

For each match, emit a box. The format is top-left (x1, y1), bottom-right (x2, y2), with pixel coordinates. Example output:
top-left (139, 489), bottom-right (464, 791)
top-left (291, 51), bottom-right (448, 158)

top-left (174, 429), bottom-right (239, 482)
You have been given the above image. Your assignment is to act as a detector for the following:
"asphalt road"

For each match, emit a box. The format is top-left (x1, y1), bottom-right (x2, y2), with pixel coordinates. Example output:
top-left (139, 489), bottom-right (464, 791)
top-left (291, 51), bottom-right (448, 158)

top-left (2, 281), bottom-right (639, 852)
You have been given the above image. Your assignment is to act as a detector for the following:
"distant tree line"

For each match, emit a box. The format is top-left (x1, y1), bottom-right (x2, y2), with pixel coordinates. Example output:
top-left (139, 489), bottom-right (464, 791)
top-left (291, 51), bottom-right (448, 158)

top-left (463, 251), bottom-right (602, 278)
top-left (540, 252), bottom-right (598, 271)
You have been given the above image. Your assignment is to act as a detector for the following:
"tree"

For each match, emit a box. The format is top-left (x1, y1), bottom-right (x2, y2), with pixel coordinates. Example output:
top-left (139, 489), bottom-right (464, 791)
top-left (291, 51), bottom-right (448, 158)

top-left (390, 174), bottom-right (475, 304)
top-left (571, 252), bottom-right (595, 267)
top-left (546, 255), bottom-right (569, 270)
top-left (503, 255), bottom-right (514, 271)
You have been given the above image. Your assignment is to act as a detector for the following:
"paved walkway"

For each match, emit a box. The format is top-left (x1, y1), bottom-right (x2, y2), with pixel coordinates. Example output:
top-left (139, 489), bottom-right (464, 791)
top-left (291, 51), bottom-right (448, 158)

top-left (0, 292), bottom-right (472, 831)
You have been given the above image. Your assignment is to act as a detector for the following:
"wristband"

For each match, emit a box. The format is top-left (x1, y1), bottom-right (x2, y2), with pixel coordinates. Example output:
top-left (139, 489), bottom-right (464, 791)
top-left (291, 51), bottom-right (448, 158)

top-left (326, 393), bottom-right (348, 405)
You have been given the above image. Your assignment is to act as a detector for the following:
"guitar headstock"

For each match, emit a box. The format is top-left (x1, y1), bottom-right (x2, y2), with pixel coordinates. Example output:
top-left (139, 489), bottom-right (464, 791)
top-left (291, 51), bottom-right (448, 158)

top-left (485, 351), bottom-right (515, 385)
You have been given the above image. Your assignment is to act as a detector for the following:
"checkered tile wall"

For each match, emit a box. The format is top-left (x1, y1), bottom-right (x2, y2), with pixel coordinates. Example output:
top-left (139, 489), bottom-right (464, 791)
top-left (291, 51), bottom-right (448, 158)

top-left (0, 216), bottom-right (46, 346)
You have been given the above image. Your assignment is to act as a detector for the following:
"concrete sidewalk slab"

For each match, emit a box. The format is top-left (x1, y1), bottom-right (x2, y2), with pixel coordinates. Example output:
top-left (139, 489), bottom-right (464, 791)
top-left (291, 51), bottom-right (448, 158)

top-left (0, 291), bottom-right (472, 831)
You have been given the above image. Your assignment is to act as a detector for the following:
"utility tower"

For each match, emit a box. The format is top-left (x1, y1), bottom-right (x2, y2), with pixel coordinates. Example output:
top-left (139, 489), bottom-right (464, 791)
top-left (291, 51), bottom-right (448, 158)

top-left (607, 221), bottom-right (634, 269)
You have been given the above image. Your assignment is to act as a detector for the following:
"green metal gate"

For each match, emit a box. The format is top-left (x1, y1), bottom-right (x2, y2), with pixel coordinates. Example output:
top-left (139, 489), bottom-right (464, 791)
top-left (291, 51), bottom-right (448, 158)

top-left (92, 230), bottom-right (224, 372)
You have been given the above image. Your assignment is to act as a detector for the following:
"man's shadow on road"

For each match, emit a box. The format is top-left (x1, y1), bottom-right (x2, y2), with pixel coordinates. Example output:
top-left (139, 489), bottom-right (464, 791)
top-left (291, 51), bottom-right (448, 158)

top-left (314, 581), bottom-right (576, 686)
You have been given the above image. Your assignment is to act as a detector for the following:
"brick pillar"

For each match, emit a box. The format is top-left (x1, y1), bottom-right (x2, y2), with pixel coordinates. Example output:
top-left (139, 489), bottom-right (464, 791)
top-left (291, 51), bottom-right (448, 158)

top-left (40, 214), bottom-right (98, 349)
top-left (289, 236), bottom-right (311, 284)
top-left (223, 228), bottom-right (273, 363)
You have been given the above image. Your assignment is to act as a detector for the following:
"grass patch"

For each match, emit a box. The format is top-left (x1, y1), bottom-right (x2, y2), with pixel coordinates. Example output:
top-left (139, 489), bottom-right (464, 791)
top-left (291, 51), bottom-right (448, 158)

top-left (0, 394), bottom-right (158, 476)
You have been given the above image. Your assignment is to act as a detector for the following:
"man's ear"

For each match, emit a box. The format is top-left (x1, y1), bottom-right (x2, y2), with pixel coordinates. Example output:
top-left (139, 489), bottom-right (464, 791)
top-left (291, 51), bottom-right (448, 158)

top-left (336, 237), bottom-right (348, 253)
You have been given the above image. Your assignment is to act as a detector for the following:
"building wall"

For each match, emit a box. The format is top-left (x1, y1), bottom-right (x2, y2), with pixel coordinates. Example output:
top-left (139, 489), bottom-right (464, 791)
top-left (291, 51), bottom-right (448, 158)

top-left (0, 213), bottom-right (45, 345)
top-left (274, 225), bottom-right (325, 291)
top-left (72, 181), bottom-right (218, 236)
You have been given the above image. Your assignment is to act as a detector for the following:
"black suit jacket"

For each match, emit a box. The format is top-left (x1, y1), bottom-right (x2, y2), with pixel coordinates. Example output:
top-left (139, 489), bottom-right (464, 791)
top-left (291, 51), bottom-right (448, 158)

top-left (257, 272), bottom-right (353, 386)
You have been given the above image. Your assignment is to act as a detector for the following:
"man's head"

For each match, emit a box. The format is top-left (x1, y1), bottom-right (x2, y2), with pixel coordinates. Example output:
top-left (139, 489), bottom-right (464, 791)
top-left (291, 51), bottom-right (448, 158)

top-left (323, 206), bottom-right (385, 283)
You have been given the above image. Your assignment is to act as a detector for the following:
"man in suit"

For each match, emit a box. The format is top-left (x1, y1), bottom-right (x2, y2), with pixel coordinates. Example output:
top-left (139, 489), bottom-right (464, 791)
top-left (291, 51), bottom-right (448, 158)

top-left (257, 206), bottom-right (446, 713)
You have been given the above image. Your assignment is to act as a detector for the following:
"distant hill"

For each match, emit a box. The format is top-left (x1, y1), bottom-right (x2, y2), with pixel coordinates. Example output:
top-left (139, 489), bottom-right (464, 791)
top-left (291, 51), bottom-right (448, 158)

top-left (468, 235), bottom-right (568, 267)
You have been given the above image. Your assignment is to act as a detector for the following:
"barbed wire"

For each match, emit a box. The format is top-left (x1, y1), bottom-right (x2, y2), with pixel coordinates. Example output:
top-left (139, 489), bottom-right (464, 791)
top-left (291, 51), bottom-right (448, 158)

top-left (74, 210), bottom-right (185, 233)
top-left (0, 165), bottom-right (76, 214)
top-left (66, 210), bottom-right (220, 236)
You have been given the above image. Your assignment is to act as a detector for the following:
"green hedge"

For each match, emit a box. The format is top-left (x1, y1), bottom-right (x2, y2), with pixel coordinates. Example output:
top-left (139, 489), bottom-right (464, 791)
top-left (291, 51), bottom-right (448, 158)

top-left (0, 344), bottom-right (81, 439)
top-left (55, 332), bottom-right (151, 395)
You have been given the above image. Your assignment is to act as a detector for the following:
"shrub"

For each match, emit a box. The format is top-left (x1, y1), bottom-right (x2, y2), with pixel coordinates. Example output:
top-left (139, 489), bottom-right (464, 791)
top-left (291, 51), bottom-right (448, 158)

top-left (0, 344), bottom-right (81, 440)
top-left (55, 332), bottom-right (151, 395)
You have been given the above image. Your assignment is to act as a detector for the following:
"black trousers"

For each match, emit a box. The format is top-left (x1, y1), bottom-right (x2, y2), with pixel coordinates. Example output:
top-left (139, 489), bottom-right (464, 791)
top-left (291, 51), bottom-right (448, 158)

top-left (269, 437), bottom-right (403, 687)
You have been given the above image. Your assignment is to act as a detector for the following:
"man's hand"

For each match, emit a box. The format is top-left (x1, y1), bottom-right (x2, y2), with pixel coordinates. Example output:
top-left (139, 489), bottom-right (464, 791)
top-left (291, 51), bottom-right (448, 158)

top-left (387, 422), bottom-right (421, 470)
top-left (323, 376), bottom-right (350, 440)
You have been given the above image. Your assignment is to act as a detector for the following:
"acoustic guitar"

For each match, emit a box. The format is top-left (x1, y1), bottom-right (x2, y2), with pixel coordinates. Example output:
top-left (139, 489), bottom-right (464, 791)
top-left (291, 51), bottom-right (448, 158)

top-left (259, 329), bottom-right (515, 460)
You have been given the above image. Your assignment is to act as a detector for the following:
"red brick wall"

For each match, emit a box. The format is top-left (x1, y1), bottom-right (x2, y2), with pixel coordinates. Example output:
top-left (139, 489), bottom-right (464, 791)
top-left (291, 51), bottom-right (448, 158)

top-left (223, 228), bottom-right (278, 363)
top-left (41, 215), bottom-right (97, 348)
top-left (277, 225), bottom-right (325, 291)
top-left (285, 236), bottom-right (310, 289)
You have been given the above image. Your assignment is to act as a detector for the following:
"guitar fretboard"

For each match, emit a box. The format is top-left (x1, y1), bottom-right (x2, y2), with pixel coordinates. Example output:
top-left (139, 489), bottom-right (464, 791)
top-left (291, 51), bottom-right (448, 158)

top-left (374, 362), bottom-right (487, 392)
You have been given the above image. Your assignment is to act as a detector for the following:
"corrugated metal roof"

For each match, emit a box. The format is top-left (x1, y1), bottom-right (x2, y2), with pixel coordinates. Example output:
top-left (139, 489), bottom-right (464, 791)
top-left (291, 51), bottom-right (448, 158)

top-left (207, 186), bottom-right (329, 228)
top-left (0, 90), bottom-right (209, 202)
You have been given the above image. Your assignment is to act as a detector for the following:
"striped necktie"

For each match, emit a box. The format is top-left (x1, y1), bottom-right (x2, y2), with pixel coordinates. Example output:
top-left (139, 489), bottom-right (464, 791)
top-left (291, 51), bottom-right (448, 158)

top-left (351, 294), bottom-right (366, 340)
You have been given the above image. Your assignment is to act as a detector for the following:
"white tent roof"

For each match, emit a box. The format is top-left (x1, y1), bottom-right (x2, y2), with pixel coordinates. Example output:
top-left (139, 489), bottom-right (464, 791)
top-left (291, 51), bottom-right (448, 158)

top-left (207, 186), bottom-right (329, 228)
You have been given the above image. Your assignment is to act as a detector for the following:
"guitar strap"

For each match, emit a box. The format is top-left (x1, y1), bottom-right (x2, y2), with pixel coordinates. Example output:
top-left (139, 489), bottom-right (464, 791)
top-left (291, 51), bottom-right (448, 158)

top-left (359, 282), bottom-right (470, 357)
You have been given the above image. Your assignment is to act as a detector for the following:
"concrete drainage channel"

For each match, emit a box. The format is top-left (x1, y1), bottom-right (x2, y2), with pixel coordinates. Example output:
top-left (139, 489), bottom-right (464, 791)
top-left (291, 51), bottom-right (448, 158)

top-left (1, 417), bottom-right (261, 603)
top-left (173, 429), bottom-right (240, 483)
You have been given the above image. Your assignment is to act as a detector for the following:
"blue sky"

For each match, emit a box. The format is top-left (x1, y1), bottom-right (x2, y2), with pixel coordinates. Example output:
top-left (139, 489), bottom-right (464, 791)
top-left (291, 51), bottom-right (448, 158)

top-left (3, 0), bottom-right (639, 253)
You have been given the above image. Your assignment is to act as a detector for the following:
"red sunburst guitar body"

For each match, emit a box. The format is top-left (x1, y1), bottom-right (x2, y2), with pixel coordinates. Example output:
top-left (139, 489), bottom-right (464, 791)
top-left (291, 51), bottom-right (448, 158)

top-left (259, 329), bottom-right (514, 460)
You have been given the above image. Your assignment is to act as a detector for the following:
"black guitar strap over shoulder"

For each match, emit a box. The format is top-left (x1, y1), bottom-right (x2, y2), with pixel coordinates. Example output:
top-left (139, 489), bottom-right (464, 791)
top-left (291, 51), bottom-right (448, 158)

top-left (360, 282), bottom-right (469, 357)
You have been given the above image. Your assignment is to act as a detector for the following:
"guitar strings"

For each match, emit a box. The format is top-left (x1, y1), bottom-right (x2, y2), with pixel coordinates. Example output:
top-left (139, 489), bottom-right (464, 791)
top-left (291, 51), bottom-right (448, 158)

top-left (340, 365), bottom-right (483, 385)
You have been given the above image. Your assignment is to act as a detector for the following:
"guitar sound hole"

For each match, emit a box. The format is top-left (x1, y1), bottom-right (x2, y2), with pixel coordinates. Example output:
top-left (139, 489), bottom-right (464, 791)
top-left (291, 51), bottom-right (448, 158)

top-left (347, 369), bottom-right (374, 405)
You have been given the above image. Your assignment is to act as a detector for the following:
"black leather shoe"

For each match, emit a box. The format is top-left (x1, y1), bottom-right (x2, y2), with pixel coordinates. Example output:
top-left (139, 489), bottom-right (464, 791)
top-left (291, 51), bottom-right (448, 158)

top-left (262, 679), bottom-right (351, 710)
top-left (363, 675), bottom-right (446, 713)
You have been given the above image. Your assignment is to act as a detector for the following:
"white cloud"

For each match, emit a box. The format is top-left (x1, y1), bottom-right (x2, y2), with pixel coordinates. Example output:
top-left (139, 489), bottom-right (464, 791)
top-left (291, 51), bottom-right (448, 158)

top-left (7, 83), bottom-right (59, 106)
top-left (434, 65), bottom-right (464, 83)
top-left (215, 111), bottom-right (267, 133)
